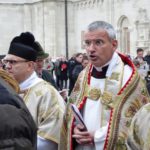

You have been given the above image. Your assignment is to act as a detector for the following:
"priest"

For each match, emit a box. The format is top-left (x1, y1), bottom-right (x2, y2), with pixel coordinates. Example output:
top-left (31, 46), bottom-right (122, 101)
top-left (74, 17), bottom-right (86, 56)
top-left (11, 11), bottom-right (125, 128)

top-left (60, 20), bottom-right (150, 150)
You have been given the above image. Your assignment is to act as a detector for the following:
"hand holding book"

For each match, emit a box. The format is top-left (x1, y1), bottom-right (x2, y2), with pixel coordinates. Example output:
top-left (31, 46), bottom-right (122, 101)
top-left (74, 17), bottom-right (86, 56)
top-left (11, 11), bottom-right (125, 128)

top-left (70, 103), bottom-right (87, 131)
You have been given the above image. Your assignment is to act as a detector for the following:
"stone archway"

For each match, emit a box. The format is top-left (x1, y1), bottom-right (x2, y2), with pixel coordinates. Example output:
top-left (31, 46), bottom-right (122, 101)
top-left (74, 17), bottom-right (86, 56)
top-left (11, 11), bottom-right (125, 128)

top-left (117, 16), bottom-right (130, 54)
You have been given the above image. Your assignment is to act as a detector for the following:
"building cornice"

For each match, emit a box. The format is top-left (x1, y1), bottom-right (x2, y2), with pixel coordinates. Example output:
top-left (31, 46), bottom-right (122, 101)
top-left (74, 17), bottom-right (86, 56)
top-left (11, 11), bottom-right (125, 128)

top-left (0, 0), bottom-right (43, 4)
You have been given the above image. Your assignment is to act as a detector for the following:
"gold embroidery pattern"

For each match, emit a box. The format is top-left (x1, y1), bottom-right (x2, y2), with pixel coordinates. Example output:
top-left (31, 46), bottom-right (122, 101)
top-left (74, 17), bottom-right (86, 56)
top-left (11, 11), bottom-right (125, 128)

top-left (86, 86), bottom-right (114, 109)
top-left (87, 87), bottom-right (101, 100)
top-left (133, 122), bottom-right (141, 145)
top-left (109, 72), bottom-right (120, 81)
top-left (106, 70), bottom-right (141, 149)
top-left (125, 99), bottom-right (142, 118)
top-left (116, 132), bottom-right (127, 150)
top-left (0, 69), bottom-right (20, 93)
top-left (35, 90), bottom-right (42, 96)
top-left (145, 128), bottom-right (150, 148)
top-left (73, 80), bottom-right (80, 92)
top-left (145, 105), bottom-right (150, 112)
top-left (101, 91), bottom-right (113, 108)
top-left (141, 87), bottom-right (148, 96)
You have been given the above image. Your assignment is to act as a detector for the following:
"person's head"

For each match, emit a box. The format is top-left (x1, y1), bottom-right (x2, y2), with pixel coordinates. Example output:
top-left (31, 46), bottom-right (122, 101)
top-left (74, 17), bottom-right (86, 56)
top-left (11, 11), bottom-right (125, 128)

top-left (83, 20), bottom-right (118, 67)
top-left (35, 58), bottom-right (45, 74)
top-left (75, 53), bottom-right (83, 63)
top-left (0, 55), bottom-right (5, 69)
top-left (82, 55), bottom-right (89, 68)
top-left (136, 48), bottom-right (144, 58)
top-left (33, 41), bottom-right (49, 73)
top-left (3, 32), bottom-right (37, 83)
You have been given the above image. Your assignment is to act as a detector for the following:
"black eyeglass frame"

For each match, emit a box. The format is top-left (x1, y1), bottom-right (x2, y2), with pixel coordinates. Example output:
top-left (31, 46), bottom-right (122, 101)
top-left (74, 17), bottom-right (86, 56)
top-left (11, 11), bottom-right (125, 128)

top-left (2, 59), bottom-right (29, 65)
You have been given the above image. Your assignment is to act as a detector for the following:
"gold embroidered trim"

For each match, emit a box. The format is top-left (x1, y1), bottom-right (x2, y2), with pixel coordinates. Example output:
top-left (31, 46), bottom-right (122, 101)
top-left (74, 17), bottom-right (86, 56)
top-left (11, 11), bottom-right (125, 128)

top-left (106, 72), bottom-right (140, 149)
top-left (87, 87), bottom-right (101, 100)
top-left (101, 91), bottom-right (113, 106)
top-left (0, 69), bottom-right (20, 93)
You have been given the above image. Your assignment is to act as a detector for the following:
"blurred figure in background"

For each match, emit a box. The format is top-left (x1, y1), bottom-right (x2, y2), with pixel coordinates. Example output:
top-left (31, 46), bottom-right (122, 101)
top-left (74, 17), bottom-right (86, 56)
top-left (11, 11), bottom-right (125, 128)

top-left (133, 48), bottom-right (149, 79)
top-left (54, 57), bottom-right (61, 90)
top-left (144, 50), bottom-right (150, 69)
top-left (72, 55), bottom-right (89, 84)
top-left (34, 41), bottom-right (58, 90)
top-left (68, 53), bottom-right (83, 95)
top-left (59, 56), bottom-right (68, 90)
top-left (44, 56), bottom-right (55, 77)
top-left (133, 59), bottom-right (146, 79)
top-left (145, 70), bottom-right (150, 94)
top-left (0, 55), bottom-right (5, 69)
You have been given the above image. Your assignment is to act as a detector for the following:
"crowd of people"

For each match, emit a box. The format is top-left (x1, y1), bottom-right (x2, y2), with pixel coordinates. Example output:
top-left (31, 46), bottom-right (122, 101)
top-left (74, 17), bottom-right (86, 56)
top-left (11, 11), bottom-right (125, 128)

top-left (0, 20), bottom-right (149, 150)
top-left (41, 52), bottom-right (89, 95)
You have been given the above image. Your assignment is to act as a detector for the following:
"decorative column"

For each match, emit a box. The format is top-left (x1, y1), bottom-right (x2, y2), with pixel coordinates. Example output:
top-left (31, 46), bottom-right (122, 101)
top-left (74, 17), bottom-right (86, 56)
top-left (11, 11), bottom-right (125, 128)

top-left (135, 8), bottom-right (150, 51)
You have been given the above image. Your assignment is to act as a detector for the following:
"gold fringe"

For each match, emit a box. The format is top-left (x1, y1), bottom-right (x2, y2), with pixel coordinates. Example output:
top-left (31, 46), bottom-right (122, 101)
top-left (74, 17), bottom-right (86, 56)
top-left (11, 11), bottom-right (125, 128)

top-left (0, 69), bottom-right (20, 93)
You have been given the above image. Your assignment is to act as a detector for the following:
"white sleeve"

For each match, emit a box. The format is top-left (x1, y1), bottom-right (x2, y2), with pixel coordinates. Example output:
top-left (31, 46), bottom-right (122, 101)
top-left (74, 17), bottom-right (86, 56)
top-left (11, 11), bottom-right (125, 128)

top-left (94, 123), bottom-right (109, 150)
top-left (37, 136), bottom-right (58, 150)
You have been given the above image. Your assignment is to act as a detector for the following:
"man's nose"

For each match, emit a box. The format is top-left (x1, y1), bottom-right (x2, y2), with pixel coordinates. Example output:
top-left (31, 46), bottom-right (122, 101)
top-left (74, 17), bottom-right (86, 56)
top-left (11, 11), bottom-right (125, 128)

top-left (5, 62), bottom-right (12, 69)
top-left (87, 42), bottom-right (96, 52)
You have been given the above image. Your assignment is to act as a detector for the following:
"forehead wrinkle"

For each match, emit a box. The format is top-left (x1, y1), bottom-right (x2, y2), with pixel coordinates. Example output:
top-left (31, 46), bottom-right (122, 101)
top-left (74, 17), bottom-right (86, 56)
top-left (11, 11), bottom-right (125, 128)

top-left (84, 30), bottom-right (108, 41)
top-left (4, 54), bottom-right (26, 61)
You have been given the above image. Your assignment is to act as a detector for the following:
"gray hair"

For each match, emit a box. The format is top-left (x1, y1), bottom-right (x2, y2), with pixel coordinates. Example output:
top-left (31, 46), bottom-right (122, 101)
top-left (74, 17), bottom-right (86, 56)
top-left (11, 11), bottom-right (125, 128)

top-left (87, 21), bottom-right (116, 40)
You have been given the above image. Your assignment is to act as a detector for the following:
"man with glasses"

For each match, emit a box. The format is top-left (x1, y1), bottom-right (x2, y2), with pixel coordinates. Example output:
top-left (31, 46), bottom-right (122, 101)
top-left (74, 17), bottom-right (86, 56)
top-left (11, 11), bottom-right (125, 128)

top-left (4, 32), bottom-right (65, 150)
top-left (60, 21), bottom-right (150, 150)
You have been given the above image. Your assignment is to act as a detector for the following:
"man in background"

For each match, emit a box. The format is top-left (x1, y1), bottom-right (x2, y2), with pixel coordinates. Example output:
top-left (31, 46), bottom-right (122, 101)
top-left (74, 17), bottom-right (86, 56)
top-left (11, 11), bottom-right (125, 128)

top-left (33, 41), bottom-right (58, 90)
top-left (134, 48), bottom-right (149, 79)
top-left (0, 55), bottom-right (5, 69)
top-left (72, 55), bottom-right (89, 83)
top-left (68, 53), bottom-right (83, 95)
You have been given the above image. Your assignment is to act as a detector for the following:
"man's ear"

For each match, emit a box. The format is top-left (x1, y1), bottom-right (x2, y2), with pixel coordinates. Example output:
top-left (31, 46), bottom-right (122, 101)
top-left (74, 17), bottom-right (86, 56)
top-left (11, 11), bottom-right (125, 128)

top-left (27, 61), bottom-right (35, 71)
top-left (112, 40), bottom-right (118, 51)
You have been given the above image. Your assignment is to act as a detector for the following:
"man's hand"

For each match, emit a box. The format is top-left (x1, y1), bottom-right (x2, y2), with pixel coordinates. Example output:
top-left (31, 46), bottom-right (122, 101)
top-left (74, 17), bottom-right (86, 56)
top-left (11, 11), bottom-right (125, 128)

top-left (59, 89), bottom-right (68, 100)
top-left (72, 124), bottom-right (94, 146)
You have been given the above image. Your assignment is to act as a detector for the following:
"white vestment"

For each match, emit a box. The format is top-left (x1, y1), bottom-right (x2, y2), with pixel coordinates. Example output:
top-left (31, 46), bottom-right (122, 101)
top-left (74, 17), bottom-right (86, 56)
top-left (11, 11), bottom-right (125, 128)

top-left (75, 52), bottom-right (132, 150)
top-left (19, 71), bottom-right (65, 150)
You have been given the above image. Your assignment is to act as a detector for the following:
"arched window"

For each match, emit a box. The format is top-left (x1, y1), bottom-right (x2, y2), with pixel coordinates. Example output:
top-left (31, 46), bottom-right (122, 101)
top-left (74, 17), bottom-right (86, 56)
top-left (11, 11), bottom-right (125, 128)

top-left (117, 16), bottom-right (130, 54)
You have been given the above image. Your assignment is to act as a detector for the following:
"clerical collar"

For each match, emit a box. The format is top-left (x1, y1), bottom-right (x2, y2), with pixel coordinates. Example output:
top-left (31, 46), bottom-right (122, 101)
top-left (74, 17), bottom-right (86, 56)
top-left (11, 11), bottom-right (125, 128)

top-left (91, 65), bottom-right (109, 79)
top-left (20, 71), bottom-right (42, 90)
top-left (91, 52), bottom-right (120, 79)
top-left (94, 61), bottom-right (110, 72)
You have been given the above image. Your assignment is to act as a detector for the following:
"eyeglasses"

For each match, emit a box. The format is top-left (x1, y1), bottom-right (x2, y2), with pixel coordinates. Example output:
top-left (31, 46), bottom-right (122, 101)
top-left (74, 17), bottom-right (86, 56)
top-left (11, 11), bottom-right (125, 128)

top-left (2, 59), bottom-right (28, 65)
top-left (83, 39), bottom-right (104, 48)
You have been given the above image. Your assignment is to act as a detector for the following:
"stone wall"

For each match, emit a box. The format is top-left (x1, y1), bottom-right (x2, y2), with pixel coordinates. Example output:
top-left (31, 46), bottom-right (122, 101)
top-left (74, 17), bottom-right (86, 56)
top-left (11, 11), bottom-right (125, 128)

top-left (70, 0), bottom-right (150, 57)
top-left (0, 3), bottom-right (24, 54)
top-left (0, 0), bottom-right (150, 58)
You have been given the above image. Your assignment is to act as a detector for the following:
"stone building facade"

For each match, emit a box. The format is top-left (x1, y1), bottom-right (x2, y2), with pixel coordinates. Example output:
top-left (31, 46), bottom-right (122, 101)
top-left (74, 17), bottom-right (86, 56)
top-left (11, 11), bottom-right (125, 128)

top-left (0, 0), bottom-right (150, 58)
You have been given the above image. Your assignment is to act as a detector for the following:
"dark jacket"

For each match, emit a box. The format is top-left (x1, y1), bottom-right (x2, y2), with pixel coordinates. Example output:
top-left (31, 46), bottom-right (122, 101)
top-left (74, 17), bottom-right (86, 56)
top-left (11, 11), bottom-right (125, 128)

top-left (42, 69), bottom-right (58, 90)
top-left (68, 60), bottom-right (82, 95)
top-left (0, 77), bottom-right (37, 150)
top-left (68, 58), bottom-right (76, 79)
top-left (144, 55), bottom-right (150, 68)
top-left (59, 61), bottom-right (68, 80)
top-left (72, 64), bottom-right (83, 82)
